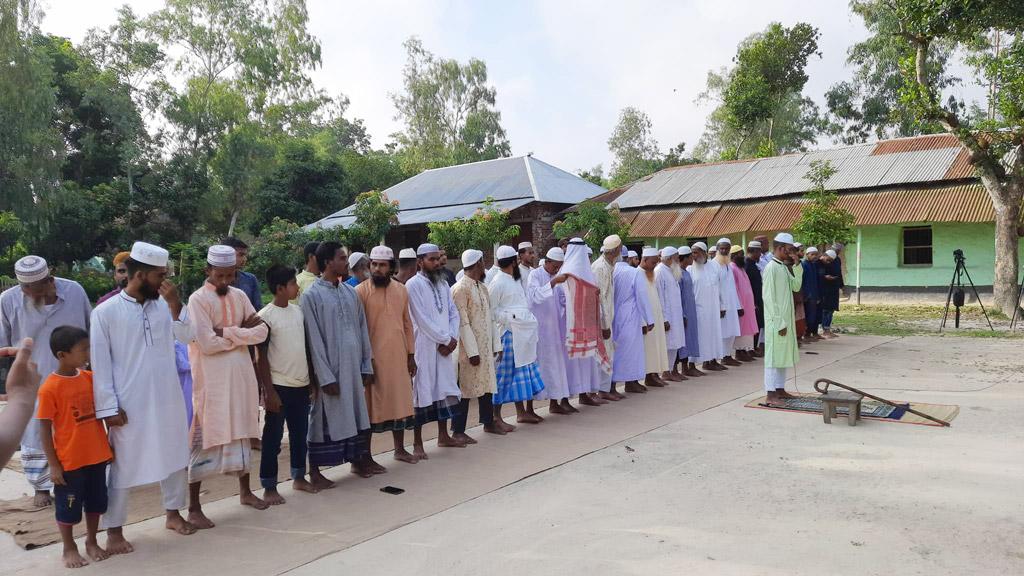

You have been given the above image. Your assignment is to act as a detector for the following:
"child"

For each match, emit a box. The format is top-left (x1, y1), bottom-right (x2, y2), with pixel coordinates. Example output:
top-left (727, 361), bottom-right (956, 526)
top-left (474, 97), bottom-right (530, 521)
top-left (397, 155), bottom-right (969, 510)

top-left (37, 326), bottom-right (113, 568)
top-left (255, 265), bottom-right (319, 504)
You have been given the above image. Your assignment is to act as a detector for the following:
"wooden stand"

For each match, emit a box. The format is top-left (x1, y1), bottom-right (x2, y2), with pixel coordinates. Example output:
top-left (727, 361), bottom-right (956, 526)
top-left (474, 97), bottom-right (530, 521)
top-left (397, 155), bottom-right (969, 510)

top-left (820, 390), bottom-right (863, 426)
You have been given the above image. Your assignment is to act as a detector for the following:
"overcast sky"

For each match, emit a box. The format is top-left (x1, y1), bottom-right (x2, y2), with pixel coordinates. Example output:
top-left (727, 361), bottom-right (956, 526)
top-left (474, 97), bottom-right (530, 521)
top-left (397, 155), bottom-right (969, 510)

top-left (38, 0), bottom-right (985, 175)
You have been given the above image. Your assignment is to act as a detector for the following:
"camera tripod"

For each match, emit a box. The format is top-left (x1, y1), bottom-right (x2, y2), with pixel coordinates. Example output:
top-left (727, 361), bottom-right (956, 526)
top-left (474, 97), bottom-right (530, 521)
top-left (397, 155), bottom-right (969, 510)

top-left (940, 250), bottom-right (993, 331)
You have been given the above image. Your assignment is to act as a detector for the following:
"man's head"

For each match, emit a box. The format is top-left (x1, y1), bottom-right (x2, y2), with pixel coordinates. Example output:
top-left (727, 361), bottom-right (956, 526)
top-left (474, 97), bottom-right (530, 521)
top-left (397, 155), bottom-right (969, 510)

top-left (772, 233), bottom-right (795, 260)
top-left (369, 246), bottom-right (395, 287)
top-left (678, 246), bottom-right (693, 267)
top-left (543, 247), bottom-right (564, 275)
top-left (639, 247), bottom-right (660, 272)
top-left (461, 249), bottom-right (486, 282)
top-left (113, 251), bottom-right (131, 289)
top-left (602, 235), bottom-right (622, 264)
top-left (746, 240), bottom-right (763, 260)
top-left (518, 242), bottom-right (537, 268)
top-left (822, 249), bottom-right (837, 264)
top-left (627, 250), bottom-right (640, 267)
top-left (206, 245), bottom-right (238, 296)
top-left (125, 242), bottom-right (171, 301)
top-left (495, 245), bottom-right (520, 280)
top-left (349, 252), bottom-right (369, 282)
top-left (690, 242), bottom-right (708, 264)
top-left (50, 325), bottom-right (90, 371)
top-left (304, 242), bottom-right (321, 274)
top-left (716, 238), bottom-right (732, 258)
top-left (417, 243), bottom-right (443, 283)
top-left (15, 255), bottom-right (56, 307)
top-left (833, 242), bottom-right (844, 256)
top-left (221, 236), bottom-right (249, 270)
top-left (730, 245), bottom-right (745, 265)
top-left (793, 242), bottom-right (805, 260)
top-left (660, 247), bottom-right (678, 269)
top-left (267, 264), bottom-right (298, 301)
top-left (439, 248), bottom-right (449, 267)
top-left (805, 247), bottom-right (820, 262)
top-left (558, 238), bottom-right (569, 252)
top-left (316, 241), bottom-right (348, 281)
top-left (754, 235), bottom-right (769, 247)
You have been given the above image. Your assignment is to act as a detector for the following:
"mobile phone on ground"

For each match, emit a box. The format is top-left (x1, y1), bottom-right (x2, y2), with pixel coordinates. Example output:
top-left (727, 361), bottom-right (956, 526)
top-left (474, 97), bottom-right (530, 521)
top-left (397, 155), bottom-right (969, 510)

top-left (380, 486), bottom-right (404, 495)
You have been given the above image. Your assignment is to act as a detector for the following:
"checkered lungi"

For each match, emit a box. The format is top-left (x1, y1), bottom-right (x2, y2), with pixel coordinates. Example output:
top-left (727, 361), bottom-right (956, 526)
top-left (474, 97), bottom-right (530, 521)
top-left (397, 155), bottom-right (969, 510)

top-left (494, 330), bottom-right (545, 405)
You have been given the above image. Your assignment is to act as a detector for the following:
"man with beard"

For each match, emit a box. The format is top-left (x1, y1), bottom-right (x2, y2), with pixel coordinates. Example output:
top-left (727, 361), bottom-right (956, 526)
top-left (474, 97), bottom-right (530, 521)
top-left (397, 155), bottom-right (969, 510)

top-left (406, 244), bottom-right (465, 458)
top-left (639, 248), bottom-right (670, 388)
top-left (714, 238), bottom-right (743, 366)
top-left (656, 247), bottom-right (686, 382)
top-left (97, 251), bottom-right (131, 304)
top-left (517, 242), bottom-right (537, 290)
top-left (438, 248), bottom-right (457, 287)
top-left (687, 243), bottom-right (726, 372)
top-left (302, 242), bottom-right (374, 483)
top-left (674, 247), bottom-right (704, 378)
top-left (354, 247), bottom-right (420, 466)
top-left (589, 235), bottom-right (621, 402)
top-left (345, 252), bottom-right (369, 287)
top-left (744, 241), bottom-right (765, 356)
top-left (763, 233), bottom-right (803, 406)
top-left (563, 238), bottom-right (613, 404)
top-left (1, 256), bottom-right (91, 507)
top-left (186, 245), bottom-right (270, 528)
top-left (627, 250), bottom-right (640, 268)
top-left (92, 242), bottom-right (196, 553)
top-left (801, 247), bottom-right (822, 340)
top-left (527, 247), bottom-right (574, 414)
top-left (395, 248), bottom-right (418, 284)
top-left (612, 246), bottom-right (655, 394)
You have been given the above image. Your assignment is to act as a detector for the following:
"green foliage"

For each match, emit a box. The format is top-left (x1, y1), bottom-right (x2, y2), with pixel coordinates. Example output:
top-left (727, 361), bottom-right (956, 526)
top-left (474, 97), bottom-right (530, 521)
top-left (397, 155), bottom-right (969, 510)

top-left (248, 218), bottom-right (309, 282)
top-left (66, 270), bottom-right (116, 302)
top-left (793, 161), bottom-right (856, 247)
top-left (250, 138), bottom-right (346, 234)
top-left (576, 165), bottom-right (608, 188)
top-left (168, 239), bottom-right (213, 296)
top-left (427, 197), bottom-right (520, 256)
top-left (209, 121), bottom-right (276, 235)
top-left (347, 191), bottom-right (399, 250)
top-left (0, 211), bottom-right (27, 276)
top-left (30, 183), bottom-right (116, 267)
top-left (552, 201), bottom-right (632, 254)
top-left (607, 107), bottom-right (662, 187)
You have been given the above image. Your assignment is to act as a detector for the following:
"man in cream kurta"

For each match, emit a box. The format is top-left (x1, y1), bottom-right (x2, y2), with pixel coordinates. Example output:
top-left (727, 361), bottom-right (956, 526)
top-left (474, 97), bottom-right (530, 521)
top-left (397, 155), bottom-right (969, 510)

top-left (639, 248), bottom-right (669, 387)
top-left (590, 235), bottom-right (621, 401)
top-left (186, 245), bottom-right (270, 528)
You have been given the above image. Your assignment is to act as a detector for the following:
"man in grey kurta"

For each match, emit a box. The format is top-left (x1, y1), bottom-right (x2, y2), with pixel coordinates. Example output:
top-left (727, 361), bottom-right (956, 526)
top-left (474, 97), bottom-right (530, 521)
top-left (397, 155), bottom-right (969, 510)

top-left (300, 241), bottom-right (374, 485)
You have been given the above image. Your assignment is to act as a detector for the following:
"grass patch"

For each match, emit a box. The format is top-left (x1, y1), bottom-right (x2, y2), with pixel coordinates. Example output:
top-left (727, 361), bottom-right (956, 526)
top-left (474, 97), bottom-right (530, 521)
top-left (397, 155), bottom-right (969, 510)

top-left (833, 304), bottom-right (1024, 339)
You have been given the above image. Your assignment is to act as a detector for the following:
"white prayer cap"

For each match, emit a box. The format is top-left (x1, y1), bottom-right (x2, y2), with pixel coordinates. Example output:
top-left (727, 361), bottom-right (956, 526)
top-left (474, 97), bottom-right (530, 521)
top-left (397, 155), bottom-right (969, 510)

top-left (730, 245), bottom-right (744, 255)
top-left (461, 249), bottom-right (483, 268)
top-left (130, 241), bottom-right (169, 267)
top-left (416, 243), bottom-right (440, 256)
top-left (709, 246), bottom-right (718, 253)
top-left (14, 255), bottom-right (49, 284)
top-left (660, 246), bottom-right (677, 259)
top-left (627, 250), bottom-right (638, 258)
top-left (517, 241), bottom-right (533, 251)
top-left (691, 241), bottom-right (708, 252)
top-left (641, 247), bottom-right (659, 258)
top-left (369, 246), bottom-right (394, 261)
top-left (805, 246), bottom-right (819, 254)
top-left (677, 246), bottom-right (692, 256)
top-left (620, 246), bottom-right (629, 257)
top-left (349, 251), bottom-right (367, 268)
top-left (546, 247), bottom-right (565, 262)
top-left (748, 240), bottom-right (762, 249)
top-left (570, 237), bottom-right (585, 244)
top-left (825, 249), bottom-right (837, 259)
top-left (496, 245), bottom-right (517, 260)
top-left (602, 234), bottom-right (622, 252)
top-left (773, 232), bottom-right (795, 245)
top-left (716, 237), bottom-right (732, 246)
top-left (793, 242), bottom-right (803, 249)
top-left (207, 245), bottom-right (236, 268)
top-left (399, 248), bottom-right (417, 259)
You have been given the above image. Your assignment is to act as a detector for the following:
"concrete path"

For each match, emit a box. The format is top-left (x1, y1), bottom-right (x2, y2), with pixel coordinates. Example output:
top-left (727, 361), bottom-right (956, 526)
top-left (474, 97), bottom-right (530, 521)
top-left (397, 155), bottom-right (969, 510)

top-left (4, 335), bottom-right (1021, 575)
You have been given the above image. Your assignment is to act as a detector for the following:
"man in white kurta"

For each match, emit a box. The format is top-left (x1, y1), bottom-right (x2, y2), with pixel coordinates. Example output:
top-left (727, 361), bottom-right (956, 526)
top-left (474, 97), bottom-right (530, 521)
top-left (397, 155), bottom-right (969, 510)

top-left (527, 247), bottom-right (574, 413)
top-left (406, 244), bottom-right (464, 456)
top-left (687, 243), bottom-right (727, 371)
top-left (639, 248), bottom-right (669, 387)
top-left (92, 242), bottom-right (195, 551)
top-left (714, 238), bottom-right (743, 366)
top-left (655, 247), bottom-right (686, 381)
top-left (589, 235), bottom-right (621, 401)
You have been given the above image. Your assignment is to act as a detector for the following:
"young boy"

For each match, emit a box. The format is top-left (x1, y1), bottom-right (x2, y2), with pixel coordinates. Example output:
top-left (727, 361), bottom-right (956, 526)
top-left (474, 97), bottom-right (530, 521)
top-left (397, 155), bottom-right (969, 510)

top-left (37, 326), bottom-right (113, 568)
top-left (256, 265), bottom-right (319, 504)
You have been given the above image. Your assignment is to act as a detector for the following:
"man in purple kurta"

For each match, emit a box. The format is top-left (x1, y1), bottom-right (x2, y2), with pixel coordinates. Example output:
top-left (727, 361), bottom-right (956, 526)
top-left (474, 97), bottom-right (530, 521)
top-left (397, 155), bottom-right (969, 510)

top-left (527, 247), bottom-right (575, 414)
top-left (611, 247), bottom-right (655, 395)
top-left (674, 247), bottom-right (704, 378)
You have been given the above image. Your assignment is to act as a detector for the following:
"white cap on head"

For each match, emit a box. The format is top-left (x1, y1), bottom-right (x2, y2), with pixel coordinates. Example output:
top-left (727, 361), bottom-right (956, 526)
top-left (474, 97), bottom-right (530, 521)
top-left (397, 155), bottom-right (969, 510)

top-left (461, 249), bottom-right (483, 268)
top-left (349, 251), bottom-right (367, 268)
top-left (546, 247), bottom-right (565, 262)
top-left (570, 237), bottom-right (584, 244)
top-left (774, 232), bottom-right (795, 245)
top-left (399, 248), bottom-right (417, 259)
top-left (826, 249), bottom-right (837, 259)
top-left (709, 246), bottom-right (718, 253)
top-left (602, 234), bottom-right (622, 252)
top-left (716, 237), bottom-right (732, 246)
top-left (207, 245), bottom-right (237, 268)
top-left (627, 250), bottom-right (638, 258)
top-left (641, 247), bottom-right (659, 258)
top-left (416, 243), bottom-right (439, 256)
top-left (130, 241), bottom-right (169, 267)
top-left (517, 241), bottom-right (533, 251)
top-left (805, 246), bottom-right (819, 254)
top-left (14, 255), bottom-right (49, 284)
top-left (677, 246), bottom-right (692, 256)
top-left (748, 240), bottom-right (762, 249)
top-left (660, 246), bottom-right (677, 259)
top-left (369, 246), bottom-right (394, 261)
top-left (793, 242), bottom-right (803, 249)
top-left (691, 241), bottom-right (708, 252)
top-left (496, 245), bottom-right (517, 260)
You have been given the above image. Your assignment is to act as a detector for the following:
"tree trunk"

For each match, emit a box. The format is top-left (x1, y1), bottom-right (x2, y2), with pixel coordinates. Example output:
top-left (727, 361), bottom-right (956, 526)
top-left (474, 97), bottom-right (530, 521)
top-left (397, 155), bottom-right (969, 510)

top-left (227, 208), bottom-right (240, 238)
top-left (990, 181), bottom-right (1022, 313)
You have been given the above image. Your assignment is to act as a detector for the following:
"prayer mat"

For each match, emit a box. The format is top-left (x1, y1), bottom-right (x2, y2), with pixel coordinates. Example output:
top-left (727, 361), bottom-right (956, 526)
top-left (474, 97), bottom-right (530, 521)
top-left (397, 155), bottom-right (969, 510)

top-left (744, 392), bottom-right (959, 427)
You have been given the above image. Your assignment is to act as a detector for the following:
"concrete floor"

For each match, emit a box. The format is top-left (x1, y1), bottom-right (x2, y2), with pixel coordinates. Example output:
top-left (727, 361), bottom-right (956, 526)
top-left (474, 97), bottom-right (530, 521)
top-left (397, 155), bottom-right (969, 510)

top-left (3, 334), bottom-right (1021, 575)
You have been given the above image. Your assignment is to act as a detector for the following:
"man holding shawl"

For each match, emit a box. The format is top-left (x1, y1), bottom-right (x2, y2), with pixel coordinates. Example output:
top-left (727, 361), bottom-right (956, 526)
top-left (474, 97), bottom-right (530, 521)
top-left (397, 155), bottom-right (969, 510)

top-left (562, 238), bottom-right (614, 406)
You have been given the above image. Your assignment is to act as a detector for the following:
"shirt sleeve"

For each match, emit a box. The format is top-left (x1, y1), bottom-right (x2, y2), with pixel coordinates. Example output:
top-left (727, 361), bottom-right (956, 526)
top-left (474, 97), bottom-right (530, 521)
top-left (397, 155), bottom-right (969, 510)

top-left (0, 294), bottom-right (12, 348)
top-left (447, 289), bottom-right (460, 343)
top-left (355, 293), bottom-right (373, 375)
top-left (222, 294), bottom-right (269, 346)
top-left (301, 291), bottom-right (336, 388)
top-left (453, 287), bottom-right (480, 358)
top-left (763, 266), bottom-right (788, 333)
top-left (90, 309), bottom-right (119, 419)
top-left (407, 279), bottom-right (453, 345)
top-left (35, 384), bottom-right (56, 420)
top-left (788, 261), bottom-right (804, 293)
top-left (402, 292), bottom-right (415, 355)
top-left (635, 272), bottom-right (654, 326)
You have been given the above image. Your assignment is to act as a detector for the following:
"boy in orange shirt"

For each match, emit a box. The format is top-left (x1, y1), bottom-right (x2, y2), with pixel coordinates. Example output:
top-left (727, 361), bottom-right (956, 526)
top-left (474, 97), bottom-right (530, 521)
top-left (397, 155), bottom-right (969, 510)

top-left (37, 326), bottom-right (113, 568)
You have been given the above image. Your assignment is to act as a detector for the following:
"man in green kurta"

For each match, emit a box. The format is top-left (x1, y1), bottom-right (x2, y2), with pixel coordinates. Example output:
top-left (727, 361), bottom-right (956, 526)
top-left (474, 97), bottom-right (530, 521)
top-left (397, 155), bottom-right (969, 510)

top-left (762, 232), bottom-right (804, 407)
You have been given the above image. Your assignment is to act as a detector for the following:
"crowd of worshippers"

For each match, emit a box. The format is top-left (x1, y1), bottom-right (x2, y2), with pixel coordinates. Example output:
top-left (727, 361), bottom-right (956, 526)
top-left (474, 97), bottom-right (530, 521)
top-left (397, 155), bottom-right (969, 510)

top-left (0, 231), bottom-right (844, 568)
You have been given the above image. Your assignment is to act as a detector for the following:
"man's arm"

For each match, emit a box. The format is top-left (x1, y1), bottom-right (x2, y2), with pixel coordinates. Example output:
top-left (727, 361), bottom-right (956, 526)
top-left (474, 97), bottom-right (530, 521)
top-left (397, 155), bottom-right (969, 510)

top-left (452, 288), bottom-right (480, 359)
top-left (0, 342), bottom-right (40, 468)
top-left (406, 280), bottom-right (452, 345)
top-left (189, 296), bottom-right (238, 354)
top-left (300, 292), bottom-right (337, 389)
top-left (221, 296), bottom-right (269, 346)
top-left (38, 418), bottom-right (65, 486)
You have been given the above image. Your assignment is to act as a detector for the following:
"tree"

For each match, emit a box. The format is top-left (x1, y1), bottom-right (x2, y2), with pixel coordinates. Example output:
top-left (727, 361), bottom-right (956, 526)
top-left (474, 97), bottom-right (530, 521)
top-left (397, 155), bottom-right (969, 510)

top-left (347, 190), bottom-right (399, 250)
top-left (250, 138), bottom-right (346, 234)
top-left (209, 121), bottom-right (275, 235)
top-left (607, 107), bottom-right (662, 187)
top-left (248, 217), bottom-right (310, 281)
top-left (793, 161), bottom-right (856, 247)
top-left (427, 197), bottom-right (520, 257)
top-left (391, 37), bottom-right (510, 173)
top-left (0, 211), bottom-right (25, 273)
top-left (577, 165), bottom-right (608, 188)
top-left (552, 200), bottom-right (632, 254)
top-left (855, 0), bottom-right (1023, 311)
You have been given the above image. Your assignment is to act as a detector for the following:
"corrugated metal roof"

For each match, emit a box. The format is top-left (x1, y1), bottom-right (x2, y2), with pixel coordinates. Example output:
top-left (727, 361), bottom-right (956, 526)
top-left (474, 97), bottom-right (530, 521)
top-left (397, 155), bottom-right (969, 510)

top-left (615, 134), bottom-right (971, 210)
top-left (306, 198), bottom-right (534, 231)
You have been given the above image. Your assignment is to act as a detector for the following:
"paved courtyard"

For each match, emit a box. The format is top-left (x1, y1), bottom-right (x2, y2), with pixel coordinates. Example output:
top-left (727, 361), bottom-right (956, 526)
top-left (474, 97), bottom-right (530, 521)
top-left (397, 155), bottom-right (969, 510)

top-left (2, 334), bottom-right (1021, 575)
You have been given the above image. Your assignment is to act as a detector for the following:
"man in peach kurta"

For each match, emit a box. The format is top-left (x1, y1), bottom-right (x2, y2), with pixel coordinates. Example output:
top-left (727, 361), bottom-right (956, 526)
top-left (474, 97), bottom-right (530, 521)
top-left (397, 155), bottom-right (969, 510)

top-left (186, 245), bottom-right (269, 529)
top-left (355, 246), bottom-right (419, 469)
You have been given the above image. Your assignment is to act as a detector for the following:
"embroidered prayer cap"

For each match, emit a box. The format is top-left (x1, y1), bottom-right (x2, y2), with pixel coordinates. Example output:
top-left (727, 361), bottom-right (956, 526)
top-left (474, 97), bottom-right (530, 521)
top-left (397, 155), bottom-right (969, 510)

top-left (399, 248), bottom-right (417, 259)
top-left (546, 247), bottom-right (565, 262)
top-left (416, 243), bottom-right (440, 256)
top-left (747, 240), bottom-right (762, 249)
top-left (461, 249), bottom-right (483, 268)
top-left (627, 250), bottom-right (638, 258)
top-left (602, 234), bottom-right (622, 252)
top-left (349, 252), bottom-right (367, 268)
top-left (113, 251), bottom-right (132, 267)
top-left (369, 246), bottom-right (394, 261)
top-left (691, 241), bottom-right (708, 252)
top-left (729, 245), bottom-right (744, 255)
top-left (825, 249), bottom-right (837, 258)
top-left (805, 246), bottom-right (819, 254)
top-left (207, 245), bottom-right (237, 268)
top-left (517, 241), bottom-right (533, 251)
top-left (641, 247), bottom-right (659, 258)
top-left (716, 237), bottom-right (732, 246)
top-left (130, 242), bottom-right (169, 267)
top-left (677, 246), bottom-right (692, 256)
top-left (660, 246), bottom-right (677, 259)
top-left (495, 245), bottom-right (517, 260)
top-left (773, 232), bottom-right (795, 245)
top-left (14, 255), bottom-right (50, 284)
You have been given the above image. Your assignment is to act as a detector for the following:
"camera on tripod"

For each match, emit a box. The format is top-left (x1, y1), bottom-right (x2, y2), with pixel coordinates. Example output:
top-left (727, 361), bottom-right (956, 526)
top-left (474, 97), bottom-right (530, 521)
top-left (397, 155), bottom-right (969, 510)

top-left (953, 248), bottom-right (965, 263)
top-left (941, 248), bottom-right (993, 331)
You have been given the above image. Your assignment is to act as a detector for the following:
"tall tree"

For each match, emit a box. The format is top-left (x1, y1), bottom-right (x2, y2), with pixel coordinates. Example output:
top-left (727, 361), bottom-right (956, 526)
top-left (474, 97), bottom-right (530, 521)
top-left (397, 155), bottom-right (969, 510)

top-left (250, 138), bottom-right (345, 234)
top-left (209, 121), bottom-right (275, 235)
top-left (855, 0), bottom-right (1023, 312)
top-left (391, 37), bottom-right (510, 173)
top-left (607, 107), bottom-right (662, 187)
top-left (793, 161), bottom-right (856, 247)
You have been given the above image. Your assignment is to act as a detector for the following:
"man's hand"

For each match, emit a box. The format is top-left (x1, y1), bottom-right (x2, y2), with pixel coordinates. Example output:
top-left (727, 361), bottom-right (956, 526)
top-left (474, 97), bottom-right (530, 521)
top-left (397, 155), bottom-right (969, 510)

top-left (550, 274), bottom-right (569, 287)
top-left (738, 309), bottom-right (745, 317)
top-left (779, 327), bottom-right (787, 337)
top-left (323, 383), bottom-right (340, 396)
top-left (720, 310), bottom-right (726, 318)
top-left (407, 354), bottom-right (417, 377)
top-left (105, 408), bottom-right (128, 427)
top-left (264, 390), bottom-right (282, 413)
top-left (241, 315), bottom-right (264, 329)
top-left (159, 280), bottom-right (180, 306)
top-left (362, 374), bottom-right (374, 386)
top-left (495, 351), bottom-right (503, 363)
top-left (438, 343), bottom-right (452, 357)
top-left (469, 355), bottom-right (481, 366)
top-left (50, 462), bottom-right (66, 486)
top-left (664, 321), bottom-right (670, 332)
top-left (0, 339), bottom-right (40, 408)
top-left (213, 327), bottom-right (224, 338)
top-left (602, 328), bottom-right (611, 340)
top-left (642, 324), bottom-right (650, 335)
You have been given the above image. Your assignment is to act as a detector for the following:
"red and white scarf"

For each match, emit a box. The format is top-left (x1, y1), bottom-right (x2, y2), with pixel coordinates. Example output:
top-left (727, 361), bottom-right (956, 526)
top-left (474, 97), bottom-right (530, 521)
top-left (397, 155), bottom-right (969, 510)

top-left (564, 275), bottom-right (612, 374)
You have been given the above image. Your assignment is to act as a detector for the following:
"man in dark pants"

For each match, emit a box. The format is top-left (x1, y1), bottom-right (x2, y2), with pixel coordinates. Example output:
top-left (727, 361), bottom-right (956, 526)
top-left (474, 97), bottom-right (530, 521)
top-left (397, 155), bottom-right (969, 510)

top-left (801, 247), bottom-right (822, 340)
top-left (744, 241), bottom-right (765, 356)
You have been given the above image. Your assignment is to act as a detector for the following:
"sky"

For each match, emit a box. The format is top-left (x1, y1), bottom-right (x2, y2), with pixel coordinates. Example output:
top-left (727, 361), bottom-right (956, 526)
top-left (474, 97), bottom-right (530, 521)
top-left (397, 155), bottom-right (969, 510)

top-left (37, 0), bottom-right (985, 176)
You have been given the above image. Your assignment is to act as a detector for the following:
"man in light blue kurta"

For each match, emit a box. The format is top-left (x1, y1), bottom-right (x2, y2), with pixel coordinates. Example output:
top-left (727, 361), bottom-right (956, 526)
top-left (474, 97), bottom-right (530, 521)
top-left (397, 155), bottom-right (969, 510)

top-left (675, 247), bottom-right (703, 377)
top-left (611, 247), bottom-right (655, 394)
top-left (762, 233), bottom-right (804, 406)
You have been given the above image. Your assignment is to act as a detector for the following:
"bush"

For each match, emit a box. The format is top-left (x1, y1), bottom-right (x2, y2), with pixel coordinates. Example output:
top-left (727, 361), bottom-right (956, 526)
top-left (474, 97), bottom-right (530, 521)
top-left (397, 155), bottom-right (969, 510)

top-left (67, 271), bottom-right (116, 303)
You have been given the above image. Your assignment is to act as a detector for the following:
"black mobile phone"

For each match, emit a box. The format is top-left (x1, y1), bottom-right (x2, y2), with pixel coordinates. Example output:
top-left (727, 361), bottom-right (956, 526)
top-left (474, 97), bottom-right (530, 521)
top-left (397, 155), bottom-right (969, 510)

top-left (380, 486), bottom-right (404, 495)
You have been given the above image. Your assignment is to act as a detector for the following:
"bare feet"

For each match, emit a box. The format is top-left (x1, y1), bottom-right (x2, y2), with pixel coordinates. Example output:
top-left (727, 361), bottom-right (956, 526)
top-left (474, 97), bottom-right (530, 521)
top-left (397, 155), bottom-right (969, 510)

top-left (483, 423), bottom-right (507, 435)
top-left (579, 393), bottom-right (601, 406)
top-left (366, 458), bottom-right (388, 474)
top-left (561, 399), bottom-right (580, 413)
top-left (85, 539), bottom-right (109, 562)
top-left (165, 512), bottom-right (198, 535)
top-left (394, 447), bottom-right (420, 462)
top-left (722, 356), bottom-right (742, 367)
top-left (496, 419), bottom-right (517, 433)
top-left (685, 365), bottom-right (705, 377)
top-left (105, 530), bottom-right (136, 553)
top-left (645, 375), bottom-right (666, 388)
top-left (262, 489), bottom-right (287, 505)
top-left (33, 490), bottom-right (52, 508)
top-left (452, 432), bottom-right (477, 445)
top-left (777, 390), bottom-right (797, 400)
top-left (187, 509), bottom-right (216, 529)
top-left (663, 371), bottom-right (683, 382)
top-left (549, 400), bottom-right (571, 415)
top-left (293, 477), bottom-right (321, 494)
top-left (310, 471), bottom-right (337, 491)
top-left (528, 410), bottom-right (545, 422)
top-left (240, 491), bottom-right (270, 510)
top-left (413, 445), bottom-right (429, 460)
top-left (517, 413), bottom-right (543, 424)
top-left (63, 545), bottom-right (89, 569)
top-left (437, 435), bottom-right (467, 448)
top-left (589, 393), bottom-right (610, 405)
top-left (350, 462), bottom-right (376, 478)
top-left (624, 381), bottom-right (647, 394)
